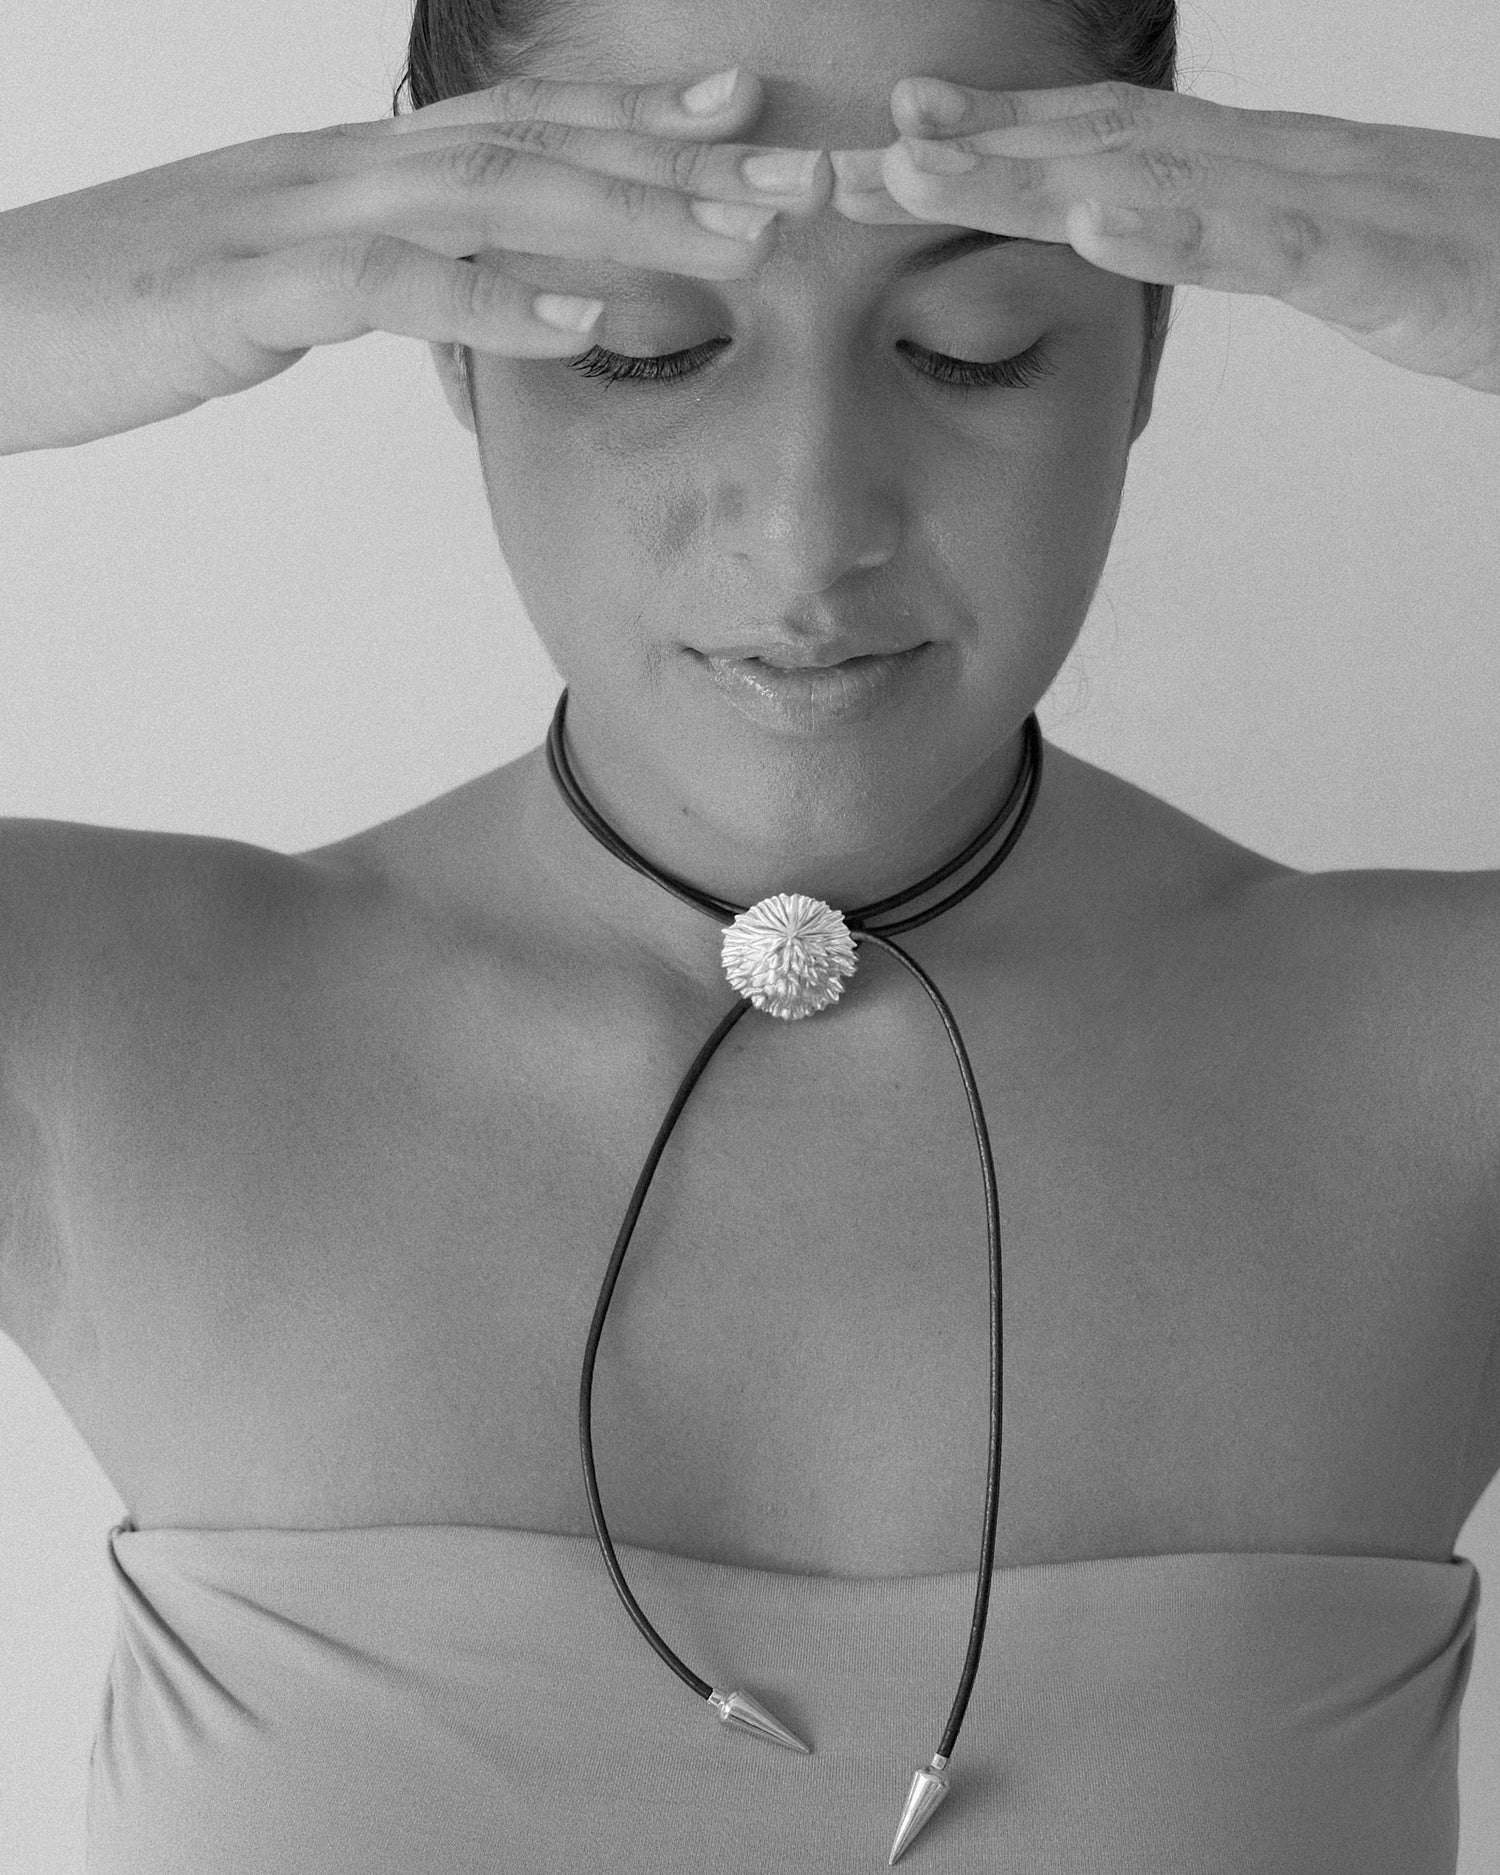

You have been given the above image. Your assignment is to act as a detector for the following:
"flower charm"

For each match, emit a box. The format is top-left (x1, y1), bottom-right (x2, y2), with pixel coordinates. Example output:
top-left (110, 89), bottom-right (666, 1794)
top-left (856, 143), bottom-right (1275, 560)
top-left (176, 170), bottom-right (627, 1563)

top-left (721, 894), bottom-right (859, 1020)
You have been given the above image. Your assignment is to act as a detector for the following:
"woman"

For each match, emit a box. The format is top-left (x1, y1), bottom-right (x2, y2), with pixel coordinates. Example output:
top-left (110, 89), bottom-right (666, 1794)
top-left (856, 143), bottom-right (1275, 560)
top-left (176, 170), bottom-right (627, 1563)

top-left (2, 0), bottom-right (1498, 1868)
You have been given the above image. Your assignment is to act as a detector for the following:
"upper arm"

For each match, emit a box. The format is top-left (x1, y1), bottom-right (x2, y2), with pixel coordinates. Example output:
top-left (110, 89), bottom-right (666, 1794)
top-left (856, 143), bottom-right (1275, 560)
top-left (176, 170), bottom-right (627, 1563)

top-left (0, 818), bottom-right (93, 1358)
top-left (0, 817), bottom-right (298, 1360)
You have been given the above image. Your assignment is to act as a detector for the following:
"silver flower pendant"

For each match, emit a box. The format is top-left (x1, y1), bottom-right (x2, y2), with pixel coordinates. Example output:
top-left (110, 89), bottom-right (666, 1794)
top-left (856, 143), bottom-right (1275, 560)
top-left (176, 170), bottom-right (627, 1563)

top-left (720, 894), bottom-right (859, 1020)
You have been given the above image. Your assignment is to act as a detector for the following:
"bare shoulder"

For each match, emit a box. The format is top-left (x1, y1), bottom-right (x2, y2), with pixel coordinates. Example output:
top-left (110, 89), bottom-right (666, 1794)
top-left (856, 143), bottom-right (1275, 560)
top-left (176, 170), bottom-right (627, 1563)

top-left (1051, 747), bottom-right (1500, 1184)
top-left (0, 816), bottom-right (338, 1028)
top-left (0, 818), bottom-right (334, 1350)
top-left (1250, 858), bottom-right (1500, 1154)
top-left (1052, 744), bottom-right (1500, 992)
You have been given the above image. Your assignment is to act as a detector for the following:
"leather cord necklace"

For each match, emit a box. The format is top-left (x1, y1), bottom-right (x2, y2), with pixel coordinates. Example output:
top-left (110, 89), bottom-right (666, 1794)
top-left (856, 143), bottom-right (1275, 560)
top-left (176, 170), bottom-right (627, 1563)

top-left (545, 688), bottom-right (1044, 1865)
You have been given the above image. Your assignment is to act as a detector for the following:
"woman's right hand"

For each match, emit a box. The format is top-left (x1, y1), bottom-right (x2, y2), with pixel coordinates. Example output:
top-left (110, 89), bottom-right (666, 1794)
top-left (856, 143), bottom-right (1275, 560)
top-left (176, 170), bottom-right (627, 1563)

top-left (0, 67), bottom-right (829, 454)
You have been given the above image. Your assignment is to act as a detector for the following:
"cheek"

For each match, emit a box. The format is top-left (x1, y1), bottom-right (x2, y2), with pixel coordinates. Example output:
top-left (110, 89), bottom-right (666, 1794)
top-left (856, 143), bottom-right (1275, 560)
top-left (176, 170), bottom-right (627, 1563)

top-left (914, 364), bottom-right (1137, 639)
top-left (474, 384), bottom-right (661, 614)
top-left (482, 368), bottom-right (713, 566)
top-left (629, 479), bottom-right (709, 575)
top-left (925, 392), bottom-right (1127, 555)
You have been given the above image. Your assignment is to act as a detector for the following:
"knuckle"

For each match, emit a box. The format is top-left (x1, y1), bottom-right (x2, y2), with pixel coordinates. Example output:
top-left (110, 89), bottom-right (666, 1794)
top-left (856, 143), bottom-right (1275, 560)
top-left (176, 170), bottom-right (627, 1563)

top-left (1137, 144), bottom-right (1201, 196)
top-left (623, 86), bottom-right (658, 135)
top-left (341, 236), bottom-right (401, 302)
top-left (1266, 205), bottom-right (1327, 271)
top-left (491, 117), bottom-right (564, 160)
top-left (486, 75), bottom-right (550, 122)
top-left (1095, 79), bottom-right (1144, 112)
top-left (1166, 208), bottom-right (1209, 278)
top-left (667, 140), bottom-right (711, 195)
top-left (443, 139), bottom-right (522, 194)
top-left (1082, 102), bottom-right (1140, 149)
top-left (452, 256), bottom-right (499, 323)
top-left (1000, 156), bottom-right (1044, 198)
top-left (602, 173), bottom-right (654, 223)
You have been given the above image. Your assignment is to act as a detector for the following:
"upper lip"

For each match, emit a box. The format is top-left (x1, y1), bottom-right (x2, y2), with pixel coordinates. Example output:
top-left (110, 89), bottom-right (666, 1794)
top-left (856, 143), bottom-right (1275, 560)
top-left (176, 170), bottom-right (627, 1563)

top-left (699, 640), bottom-right (926, 670)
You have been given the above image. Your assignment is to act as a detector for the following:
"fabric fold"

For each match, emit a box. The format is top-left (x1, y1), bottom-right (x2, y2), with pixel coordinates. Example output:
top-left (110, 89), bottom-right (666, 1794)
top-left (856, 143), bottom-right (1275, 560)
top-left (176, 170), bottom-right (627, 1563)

top-left (89, 1519), bottom-right (1479, 1874)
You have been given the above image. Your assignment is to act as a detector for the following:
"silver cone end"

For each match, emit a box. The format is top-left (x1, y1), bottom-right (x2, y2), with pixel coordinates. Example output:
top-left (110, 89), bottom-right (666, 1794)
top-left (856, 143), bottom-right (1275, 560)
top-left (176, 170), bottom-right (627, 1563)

top-left (708, 1688), bottom-right (812, 1754)
top-left (889, 1756), bottom-right (952, 1865)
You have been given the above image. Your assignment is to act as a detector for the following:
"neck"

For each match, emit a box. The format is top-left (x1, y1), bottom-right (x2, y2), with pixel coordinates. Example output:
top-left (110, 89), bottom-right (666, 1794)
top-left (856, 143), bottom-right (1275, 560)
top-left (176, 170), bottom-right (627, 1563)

top-left (512, 692), bottom-right (1042, 1002)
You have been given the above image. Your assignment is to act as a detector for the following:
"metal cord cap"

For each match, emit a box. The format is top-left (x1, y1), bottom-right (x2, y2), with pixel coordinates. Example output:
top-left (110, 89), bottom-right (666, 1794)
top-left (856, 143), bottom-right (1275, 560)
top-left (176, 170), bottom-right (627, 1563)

top-left (707, 1688), bottom-right (812, 1754)
top-left (889, 1753), bottom-right (952, 1864)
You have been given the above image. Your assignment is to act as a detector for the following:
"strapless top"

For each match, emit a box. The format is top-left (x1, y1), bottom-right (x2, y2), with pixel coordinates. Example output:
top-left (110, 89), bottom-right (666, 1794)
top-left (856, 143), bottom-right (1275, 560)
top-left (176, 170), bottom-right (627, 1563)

top-left (88, 1518), bottom-right (1479, 1873)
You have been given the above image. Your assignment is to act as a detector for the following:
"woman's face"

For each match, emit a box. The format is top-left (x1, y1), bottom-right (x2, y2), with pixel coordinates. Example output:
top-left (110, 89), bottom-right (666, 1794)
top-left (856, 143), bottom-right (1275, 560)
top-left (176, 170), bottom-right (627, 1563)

top-left (444, 0), bottom-right (1167, 896)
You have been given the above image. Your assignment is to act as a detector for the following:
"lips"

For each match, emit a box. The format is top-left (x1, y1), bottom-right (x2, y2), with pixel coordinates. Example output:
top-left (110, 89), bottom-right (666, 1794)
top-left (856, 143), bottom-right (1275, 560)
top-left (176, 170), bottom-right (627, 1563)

top-left (699, 642), bottom-right (925, 670)
top-left (693, 641), bottom-right (934, 733)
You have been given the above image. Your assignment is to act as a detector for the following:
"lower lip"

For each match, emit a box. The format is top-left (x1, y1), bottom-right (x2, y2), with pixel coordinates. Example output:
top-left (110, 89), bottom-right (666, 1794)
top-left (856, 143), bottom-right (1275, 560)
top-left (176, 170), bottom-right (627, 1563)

top-left (693, 644), bottom-right (932, 732)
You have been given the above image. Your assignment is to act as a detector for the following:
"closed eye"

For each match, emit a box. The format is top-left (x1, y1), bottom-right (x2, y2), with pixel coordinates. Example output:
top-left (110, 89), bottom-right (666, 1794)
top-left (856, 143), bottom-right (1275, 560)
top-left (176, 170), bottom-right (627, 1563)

top-left (566, 338), bottom-right (1056, 391)
top-left (567, 339), bottom-right (729, 385)
top-left (897, 339), bottom-right (1057, 391)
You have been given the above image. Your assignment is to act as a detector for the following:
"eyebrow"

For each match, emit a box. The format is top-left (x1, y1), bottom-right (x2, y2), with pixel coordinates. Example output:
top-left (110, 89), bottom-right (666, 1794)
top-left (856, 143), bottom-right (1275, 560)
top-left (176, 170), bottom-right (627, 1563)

top-left (891, 229), bottom-right (1034, 278)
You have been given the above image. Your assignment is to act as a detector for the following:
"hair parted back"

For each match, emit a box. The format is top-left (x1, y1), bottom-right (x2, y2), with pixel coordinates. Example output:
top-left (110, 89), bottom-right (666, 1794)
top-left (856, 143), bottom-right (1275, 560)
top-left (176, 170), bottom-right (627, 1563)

top-left (393, 0), bottom-right (1177, 362)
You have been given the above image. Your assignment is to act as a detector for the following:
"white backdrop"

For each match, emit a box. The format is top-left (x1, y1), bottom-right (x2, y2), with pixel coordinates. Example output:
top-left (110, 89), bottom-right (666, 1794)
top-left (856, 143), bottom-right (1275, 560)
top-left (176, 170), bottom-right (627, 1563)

top-left (2, 3), bottom-right (1498, 1871)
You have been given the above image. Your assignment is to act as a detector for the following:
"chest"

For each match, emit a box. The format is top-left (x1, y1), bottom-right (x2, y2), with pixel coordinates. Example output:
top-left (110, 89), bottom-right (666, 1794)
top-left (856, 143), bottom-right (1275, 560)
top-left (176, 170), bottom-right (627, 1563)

top-left (55, 932), bottom-right (1496, 1571)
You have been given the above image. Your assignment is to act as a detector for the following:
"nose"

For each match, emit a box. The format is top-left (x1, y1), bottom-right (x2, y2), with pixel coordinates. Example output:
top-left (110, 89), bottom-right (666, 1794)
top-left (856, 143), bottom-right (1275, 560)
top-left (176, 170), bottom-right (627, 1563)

top-left (709, 365), bottom-right (902, 594)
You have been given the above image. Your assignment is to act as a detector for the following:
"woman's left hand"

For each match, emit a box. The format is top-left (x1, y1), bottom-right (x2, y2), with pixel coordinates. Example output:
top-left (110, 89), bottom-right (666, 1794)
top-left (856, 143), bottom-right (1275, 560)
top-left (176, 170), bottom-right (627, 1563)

top-left (830, 78), bottom-right (1500, 395)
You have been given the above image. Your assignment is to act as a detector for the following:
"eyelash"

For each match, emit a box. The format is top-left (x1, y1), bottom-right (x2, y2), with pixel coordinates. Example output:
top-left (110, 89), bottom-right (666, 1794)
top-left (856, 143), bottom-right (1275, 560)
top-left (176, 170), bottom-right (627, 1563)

top-left (566, 337), bottom-right (1056, 392)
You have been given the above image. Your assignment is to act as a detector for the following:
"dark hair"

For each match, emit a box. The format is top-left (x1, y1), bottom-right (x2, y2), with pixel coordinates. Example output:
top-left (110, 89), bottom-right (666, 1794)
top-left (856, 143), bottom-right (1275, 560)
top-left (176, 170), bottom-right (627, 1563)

top-left (1038, 0), bottom-right (1177, 353)
top-left (394, 0), bottom-right (1176, 359)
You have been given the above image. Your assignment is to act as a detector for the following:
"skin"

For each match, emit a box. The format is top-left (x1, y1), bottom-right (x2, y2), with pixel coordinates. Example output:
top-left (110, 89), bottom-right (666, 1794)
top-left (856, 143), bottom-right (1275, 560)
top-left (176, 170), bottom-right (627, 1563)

top-left (425, 0), bottom-right (1168, 949)
top-left (3, 0), bottom-right (1499, 1581)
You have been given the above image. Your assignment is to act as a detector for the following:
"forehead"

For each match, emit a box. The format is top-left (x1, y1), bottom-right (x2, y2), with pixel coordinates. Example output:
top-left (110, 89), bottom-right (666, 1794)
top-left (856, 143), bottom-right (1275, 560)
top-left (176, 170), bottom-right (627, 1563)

top-left (543, 0), bottom-right (1081, 148)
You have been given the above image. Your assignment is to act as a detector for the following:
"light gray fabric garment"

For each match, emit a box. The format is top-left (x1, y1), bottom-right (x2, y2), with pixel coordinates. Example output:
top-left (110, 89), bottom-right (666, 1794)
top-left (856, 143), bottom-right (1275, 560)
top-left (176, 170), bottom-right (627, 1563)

top-left (89, 1518), bottom-right (1479, 1874)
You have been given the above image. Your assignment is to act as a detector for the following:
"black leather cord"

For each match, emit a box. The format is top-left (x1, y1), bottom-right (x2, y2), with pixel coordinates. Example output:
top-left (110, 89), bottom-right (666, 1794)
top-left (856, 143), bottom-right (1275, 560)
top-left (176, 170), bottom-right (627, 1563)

top-left (546, 690), bottom-right (1044, 1759)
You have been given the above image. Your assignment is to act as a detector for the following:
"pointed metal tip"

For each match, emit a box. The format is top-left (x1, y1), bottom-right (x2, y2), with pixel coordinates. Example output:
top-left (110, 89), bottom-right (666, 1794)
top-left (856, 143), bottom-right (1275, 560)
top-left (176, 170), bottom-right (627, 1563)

top-left (889, 1757), bottom-right (952, 1865)
top-left (709, 1688), bottom-right (812, 1754)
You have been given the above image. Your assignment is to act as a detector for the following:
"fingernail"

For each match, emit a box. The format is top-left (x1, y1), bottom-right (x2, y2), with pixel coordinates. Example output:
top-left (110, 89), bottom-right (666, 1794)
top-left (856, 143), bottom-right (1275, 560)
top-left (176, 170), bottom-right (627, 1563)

top-left (680, 67), bottom-right (739, 114)
top-left (1088, 201), bottom-right (1145, 237)
top-left (832, 189), bottom-right (919, 226)
top-left (906, 78), bottom-right (968, 129)
top-left (691, 199), bottom-right (777, 240)
top-left (740, 148), bottom-right (822, 193)
top-left (532, 293), bottom-right (604, 334)
top-left (903, 138), bottom-right (978, 175)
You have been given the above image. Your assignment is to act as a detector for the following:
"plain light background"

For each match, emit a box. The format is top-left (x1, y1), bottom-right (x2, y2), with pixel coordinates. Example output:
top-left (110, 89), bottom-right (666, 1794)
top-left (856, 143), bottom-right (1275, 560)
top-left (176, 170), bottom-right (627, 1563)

top-left (2, 2), bottom-right (1499, 1871)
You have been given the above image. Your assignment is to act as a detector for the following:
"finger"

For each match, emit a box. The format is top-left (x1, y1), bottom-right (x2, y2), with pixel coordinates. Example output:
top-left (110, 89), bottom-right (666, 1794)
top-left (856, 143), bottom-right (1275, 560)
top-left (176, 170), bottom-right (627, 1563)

top-left (286, 141), bottom-right (783, 280)
top-left (880, 135), bottom-right (1184, 270)
top-left (828, 148), bottom-right (924, 225)
top-left (890, 77), bottom-right (1359, 172)
top-left (351, 119), bottom-right (829, 218)
top-left (349, 66), bottom-right (763, 142)
top-left (190, 239), bottom-right (610, 388)
top-left (891, 77), bottom-right (1167, 141)
top-left (878, 136), bottom-right (1062, 238)
top-left (881, 135), bottom-right (1351, 302)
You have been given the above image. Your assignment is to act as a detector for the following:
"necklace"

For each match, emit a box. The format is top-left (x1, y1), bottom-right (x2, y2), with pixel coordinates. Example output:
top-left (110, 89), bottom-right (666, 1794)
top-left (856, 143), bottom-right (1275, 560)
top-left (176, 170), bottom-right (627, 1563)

top-left (544, 690), bottom-right (1044, 1865)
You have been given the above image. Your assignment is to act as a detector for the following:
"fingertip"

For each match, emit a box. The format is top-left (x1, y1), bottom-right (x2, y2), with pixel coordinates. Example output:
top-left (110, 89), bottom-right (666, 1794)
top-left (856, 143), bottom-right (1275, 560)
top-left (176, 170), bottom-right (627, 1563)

top-left (532, 293), bottom-right (605, 336)
top-left (728, 67), bottom-right (764, 115)
top-left (828, 152), bottom-right (925, 224)
top-left (879, 139), bottom-right (927, 198)
top-left (1098, 202), bottom-right (1146, 238)
top-left (690, 199), bottom-right (779, 242)
top-left (831, 187), bottom-right (924, 227)
top-left (772, 149), bottom-right (835, 218)
top-left (676, 64), bottom-right (762, 126)
top-left (872, 141), bottom-right (966, 222)
top-left (829, 148), bottom-right (886, 192)
top-left (890, 75), bottom-right (969, 133)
